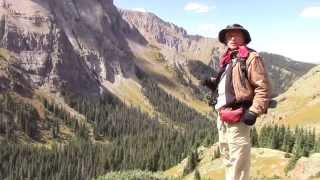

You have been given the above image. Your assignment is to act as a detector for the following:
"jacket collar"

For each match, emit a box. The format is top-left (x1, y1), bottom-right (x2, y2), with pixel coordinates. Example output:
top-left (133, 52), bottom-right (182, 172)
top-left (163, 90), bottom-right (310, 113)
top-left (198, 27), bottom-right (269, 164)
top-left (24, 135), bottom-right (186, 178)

top-left (220, 46), bottom-right (250, 67)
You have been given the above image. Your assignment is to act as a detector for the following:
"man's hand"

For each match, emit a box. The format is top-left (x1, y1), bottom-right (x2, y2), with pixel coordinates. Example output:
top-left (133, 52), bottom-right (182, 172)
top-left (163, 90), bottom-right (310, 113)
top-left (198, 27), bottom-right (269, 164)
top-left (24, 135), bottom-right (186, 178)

top-left (200, 77), bottom-right (218, 91)
top-left (200, 78), bottom-right (212, 86)
top-left (241, 111), bottom-right (257, 126)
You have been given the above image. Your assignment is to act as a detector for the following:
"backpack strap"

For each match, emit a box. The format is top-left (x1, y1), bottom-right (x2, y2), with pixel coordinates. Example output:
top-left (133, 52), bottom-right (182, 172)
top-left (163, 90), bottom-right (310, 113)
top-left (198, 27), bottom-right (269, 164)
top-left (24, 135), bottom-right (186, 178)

top-left (214, 48), bottom-right (256, 88)
top-left (240, 60), bottom-right (248, 79)
top-left (238, 48), bottom-right (256, 80)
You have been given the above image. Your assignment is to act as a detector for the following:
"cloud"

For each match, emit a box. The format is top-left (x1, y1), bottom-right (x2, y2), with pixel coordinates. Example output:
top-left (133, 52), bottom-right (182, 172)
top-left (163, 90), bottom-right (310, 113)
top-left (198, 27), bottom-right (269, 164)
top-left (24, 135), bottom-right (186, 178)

top-left (184, 2), bottom-right (212, 13)
top-left (300, 6), bottom-right (320, 18)
top-left (132, 8), bottom-right (148, 12)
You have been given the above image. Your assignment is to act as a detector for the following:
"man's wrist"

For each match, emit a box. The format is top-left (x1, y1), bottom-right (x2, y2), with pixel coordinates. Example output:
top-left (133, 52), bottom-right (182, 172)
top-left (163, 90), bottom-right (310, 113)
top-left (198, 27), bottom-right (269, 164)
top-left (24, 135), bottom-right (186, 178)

top-left (248, 111), bottom-right (257, 117)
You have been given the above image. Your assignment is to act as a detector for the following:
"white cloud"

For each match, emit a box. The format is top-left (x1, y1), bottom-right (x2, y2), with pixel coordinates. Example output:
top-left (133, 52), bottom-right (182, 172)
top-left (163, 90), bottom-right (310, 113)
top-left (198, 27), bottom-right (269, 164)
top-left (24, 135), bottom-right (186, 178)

top-left (184, 2), bottom-right (212, 13)
top-left (132, 8), bottom-right (148, 12)
top-left (300, 6), bottom-right (320, 18)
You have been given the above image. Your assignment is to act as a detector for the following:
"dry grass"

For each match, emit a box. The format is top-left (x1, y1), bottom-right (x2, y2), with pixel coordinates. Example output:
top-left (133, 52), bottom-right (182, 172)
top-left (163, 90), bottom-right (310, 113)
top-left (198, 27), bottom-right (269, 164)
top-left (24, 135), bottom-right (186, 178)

top-left (105, 78), bottom-right (155, 116)
top-left (164, 146), bottom-right (291, 180)
top-left (127, 46), bottom-right (213, 116)
top-left (259, 65), bottom-right (320, 132)
top-left (0, 48), bottom-right (11, 61)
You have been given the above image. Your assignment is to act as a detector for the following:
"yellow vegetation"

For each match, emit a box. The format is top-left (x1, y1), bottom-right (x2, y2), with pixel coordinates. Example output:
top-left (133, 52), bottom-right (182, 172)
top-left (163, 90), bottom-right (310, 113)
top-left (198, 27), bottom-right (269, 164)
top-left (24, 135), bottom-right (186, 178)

top-left (164, 146), bottom-right (291, 180)
top-left (260, 65), bottom-right (320, 132)
top-left (0, 48), bottom-right (11, 61)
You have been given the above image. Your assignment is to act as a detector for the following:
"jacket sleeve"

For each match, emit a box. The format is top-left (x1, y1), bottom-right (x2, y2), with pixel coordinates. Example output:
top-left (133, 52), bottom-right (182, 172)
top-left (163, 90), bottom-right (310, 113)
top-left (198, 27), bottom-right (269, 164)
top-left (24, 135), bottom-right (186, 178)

top-left (247, 55), bottom-right (271, 115)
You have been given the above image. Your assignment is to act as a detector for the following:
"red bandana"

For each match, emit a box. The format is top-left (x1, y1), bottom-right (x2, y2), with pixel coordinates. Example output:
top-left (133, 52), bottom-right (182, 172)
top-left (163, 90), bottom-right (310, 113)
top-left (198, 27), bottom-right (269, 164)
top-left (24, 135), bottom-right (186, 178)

top-left (220, 46), bottom-right (250, 67)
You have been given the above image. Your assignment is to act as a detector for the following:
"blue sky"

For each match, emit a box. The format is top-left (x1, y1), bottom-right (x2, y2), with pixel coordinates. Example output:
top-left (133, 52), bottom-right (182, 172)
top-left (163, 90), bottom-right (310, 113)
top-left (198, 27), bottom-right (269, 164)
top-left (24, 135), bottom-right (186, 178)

top-left (114, 0), bottom-right (320, 64)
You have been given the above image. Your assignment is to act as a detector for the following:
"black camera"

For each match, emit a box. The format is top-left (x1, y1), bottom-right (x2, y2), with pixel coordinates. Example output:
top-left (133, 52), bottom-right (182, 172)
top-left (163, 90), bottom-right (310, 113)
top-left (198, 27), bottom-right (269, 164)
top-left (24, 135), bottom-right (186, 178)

top-left (201, 77), bottom-right (219, 107)
top-left (206, 93), bottom-right (217, 106)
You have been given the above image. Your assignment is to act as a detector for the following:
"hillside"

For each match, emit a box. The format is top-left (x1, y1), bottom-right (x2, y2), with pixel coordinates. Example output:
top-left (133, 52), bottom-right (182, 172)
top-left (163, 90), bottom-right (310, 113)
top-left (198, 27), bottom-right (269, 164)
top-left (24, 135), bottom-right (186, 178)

top-left (164, 145), bottom-right (320, 180)
top-left (0, 0), bottom-right (315, 121)
top-left (0, 1), bottom-right (219, 179)
top-left (259, 65), bottom-right (320, 131)
top-left (0, 0), bottom-right (319, 179)
top-left (260, 52), bottom-right (316, 96)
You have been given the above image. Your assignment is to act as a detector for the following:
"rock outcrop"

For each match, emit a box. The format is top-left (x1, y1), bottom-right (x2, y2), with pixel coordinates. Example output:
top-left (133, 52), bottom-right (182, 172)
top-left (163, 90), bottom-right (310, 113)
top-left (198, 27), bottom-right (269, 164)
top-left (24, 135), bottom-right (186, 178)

top-left (0, 0), bottom-right (316, 109)
top-left (0, 0), bottom-right (147, 98)
top-left (119, 9), bottom-right (223, 66)
top-left (289, 153), bottom-right (320, 180)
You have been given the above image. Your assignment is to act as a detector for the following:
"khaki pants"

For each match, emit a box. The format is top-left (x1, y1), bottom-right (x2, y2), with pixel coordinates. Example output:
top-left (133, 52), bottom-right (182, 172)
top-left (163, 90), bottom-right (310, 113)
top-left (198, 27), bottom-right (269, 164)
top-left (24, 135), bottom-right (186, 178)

top-left (217, 115), bottom-right (251, 180)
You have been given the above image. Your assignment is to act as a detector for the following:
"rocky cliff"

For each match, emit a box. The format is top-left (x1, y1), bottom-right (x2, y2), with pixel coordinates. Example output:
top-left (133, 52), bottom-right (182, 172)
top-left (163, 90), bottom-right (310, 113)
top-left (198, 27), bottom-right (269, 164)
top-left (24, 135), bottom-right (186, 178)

top-left (119, 9), bottom-right (223, 65)
top-left (0, 0), bottom-right (318, 132)
top-left (1, 0), bottom-right (316, 104)
top-left (0, 0), bottom-right (147, 98)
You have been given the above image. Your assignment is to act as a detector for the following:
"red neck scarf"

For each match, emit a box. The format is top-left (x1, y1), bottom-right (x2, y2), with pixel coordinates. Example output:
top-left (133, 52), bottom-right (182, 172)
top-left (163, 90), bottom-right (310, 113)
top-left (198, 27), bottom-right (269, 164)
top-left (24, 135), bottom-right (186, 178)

top-left (220, 46), bottom-right (250, 67)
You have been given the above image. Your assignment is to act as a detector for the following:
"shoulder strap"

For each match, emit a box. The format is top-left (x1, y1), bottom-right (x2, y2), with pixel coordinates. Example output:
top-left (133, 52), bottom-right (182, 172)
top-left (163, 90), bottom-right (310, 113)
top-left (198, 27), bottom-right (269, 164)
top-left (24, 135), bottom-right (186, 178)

top-left (238, 48), bottom-right (256, 80)
top-left (240, 60), bottom-right (248, 79)
top-left (216, 48), bottom-right (256, 83)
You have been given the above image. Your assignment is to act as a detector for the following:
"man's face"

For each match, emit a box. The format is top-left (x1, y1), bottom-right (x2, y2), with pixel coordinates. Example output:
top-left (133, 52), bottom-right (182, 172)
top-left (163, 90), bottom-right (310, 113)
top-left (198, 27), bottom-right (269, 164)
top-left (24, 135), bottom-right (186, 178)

top-left (225, 30), bottom-right (245, 49)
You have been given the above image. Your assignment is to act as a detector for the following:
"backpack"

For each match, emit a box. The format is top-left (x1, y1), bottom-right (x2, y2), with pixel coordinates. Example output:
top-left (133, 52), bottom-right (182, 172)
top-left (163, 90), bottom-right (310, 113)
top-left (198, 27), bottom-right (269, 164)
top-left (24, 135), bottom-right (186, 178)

top-left (206, 50), bottom-right (251, 107)
top-left (206, 51), bottom-right (277, 109)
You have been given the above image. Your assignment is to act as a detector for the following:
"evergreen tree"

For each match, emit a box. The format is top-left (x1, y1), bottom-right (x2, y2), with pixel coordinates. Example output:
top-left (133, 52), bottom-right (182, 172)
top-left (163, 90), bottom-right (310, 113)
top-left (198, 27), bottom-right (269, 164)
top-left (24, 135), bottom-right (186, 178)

top-left (251, 127), bottom-right (259, 147)
top-left (183, 150), bottom-right (198, 176)
top-left (194, 169), bottom-right (201, 180)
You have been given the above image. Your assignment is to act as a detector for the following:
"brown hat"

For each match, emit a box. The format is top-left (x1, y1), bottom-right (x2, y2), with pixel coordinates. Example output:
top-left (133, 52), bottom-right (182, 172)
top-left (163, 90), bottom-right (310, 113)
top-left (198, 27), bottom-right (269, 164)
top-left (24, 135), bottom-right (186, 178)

top-left (218, 24), bottom-right (251, 44)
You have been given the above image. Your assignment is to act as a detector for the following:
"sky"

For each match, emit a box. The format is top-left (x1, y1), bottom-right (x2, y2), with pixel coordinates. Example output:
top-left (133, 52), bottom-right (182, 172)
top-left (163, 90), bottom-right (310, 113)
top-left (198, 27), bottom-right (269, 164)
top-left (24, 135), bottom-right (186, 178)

top-left (114, 0), bottom-right (320, 64)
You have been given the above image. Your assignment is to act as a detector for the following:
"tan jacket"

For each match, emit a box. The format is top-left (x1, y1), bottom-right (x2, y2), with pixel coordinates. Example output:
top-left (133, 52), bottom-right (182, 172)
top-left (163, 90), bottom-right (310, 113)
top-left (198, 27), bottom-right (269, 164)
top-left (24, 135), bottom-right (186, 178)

top-left (232, 51), bottom-right (271, 115)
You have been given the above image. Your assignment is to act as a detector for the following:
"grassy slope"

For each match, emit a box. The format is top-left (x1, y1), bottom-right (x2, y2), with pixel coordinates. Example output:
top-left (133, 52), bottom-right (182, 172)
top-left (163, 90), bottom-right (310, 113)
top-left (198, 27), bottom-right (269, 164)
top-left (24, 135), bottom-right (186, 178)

top-left (129, 44), bottom-right (213, 117)
top-left (259, 65), bottom-right (320, 131)
top-left (164, 145), bottom-right (292, 180)
top-left (97, 170), bottom-right (177, 180)
top-left (102, 77), bottom-right (155, 116)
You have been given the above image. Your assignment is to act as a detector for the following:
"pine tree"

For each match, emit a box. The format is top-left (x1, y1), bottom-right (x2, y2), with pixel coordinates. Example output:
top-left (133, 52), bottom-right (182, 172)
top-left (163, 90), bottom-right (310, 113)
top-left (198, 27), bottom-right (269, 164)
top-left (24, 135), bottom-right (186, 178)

top-left (183, 150), bottom-right (198, 176)
top-left (213, 146), bottom-right (221, 159)
top-left (251, 127), bottom-right (259, 147)
top-left (194, 169), bottom-right (201, 180)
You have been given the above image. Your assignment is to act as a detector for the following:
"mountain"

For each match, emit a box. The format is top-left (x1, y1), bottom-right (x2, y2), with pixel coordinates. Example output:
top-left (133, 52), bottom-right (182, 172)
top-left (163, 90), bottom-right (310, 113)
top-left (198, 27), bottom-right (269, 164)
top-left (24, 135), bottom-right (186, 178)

top-left (119, 9), bottom-right (316, 100)
top-left (0, 0), bottom-right (149, 99)
top-left (0, 0), bottom-right (315, 116)
top-left (0, 0), bottom-right (319, 179)
top-left (259, 65), bottom-right (320, 131)
top-left (119, 9), bottom-right (223, 65)
top-left (0, 1), bottom-right (218, 179)
top-left (119, 9), bottom-right (226, 115)
top-left (259, 52), bottom-right (316, 96)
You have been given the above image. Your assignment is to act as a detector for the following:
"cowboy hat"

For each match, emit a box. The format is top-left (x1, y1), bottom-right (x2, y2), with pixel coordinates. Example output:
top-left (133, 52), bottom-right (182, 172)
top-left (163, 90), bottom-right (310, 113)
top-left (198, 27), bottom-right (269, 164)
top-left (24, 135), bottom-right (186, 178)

top-left (218, 24), bottom-right (251, 44)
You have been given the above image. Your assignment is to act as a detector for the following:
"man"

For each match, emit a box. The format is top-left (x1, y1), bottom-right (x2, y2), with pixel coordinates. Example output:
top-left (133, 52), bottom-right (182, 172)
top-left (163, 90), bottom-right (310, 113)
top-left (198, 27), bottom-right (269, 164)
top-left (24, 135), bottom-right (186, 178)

top-left (201, 24), bottom-right (271, 180)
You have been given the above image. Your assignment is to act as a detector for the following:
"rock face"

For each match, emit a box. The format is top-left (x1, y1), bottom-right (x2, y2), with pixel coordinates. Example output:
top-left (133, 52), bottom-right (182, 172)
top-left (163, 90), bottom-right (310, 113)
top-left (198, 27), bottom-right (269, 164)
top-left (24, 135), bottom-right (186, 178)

top-left (289, 153), bottom-right (320, 180)
top-left (119, 9), bottom-right (224, 66)
top-left (0, 0), bottom-right (316, 100)
top-left (0, 0), bottom-right (146, 98)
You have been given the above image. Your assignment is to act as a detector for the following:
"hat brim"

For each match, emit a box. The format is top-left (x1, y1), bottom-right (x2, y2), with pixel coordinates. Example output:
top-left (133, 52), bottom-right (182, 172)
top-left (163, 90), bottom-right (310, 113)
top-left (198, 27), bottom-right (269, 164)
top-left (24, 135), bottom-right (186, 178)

top-left (218, 28), bottom-right (251, 44)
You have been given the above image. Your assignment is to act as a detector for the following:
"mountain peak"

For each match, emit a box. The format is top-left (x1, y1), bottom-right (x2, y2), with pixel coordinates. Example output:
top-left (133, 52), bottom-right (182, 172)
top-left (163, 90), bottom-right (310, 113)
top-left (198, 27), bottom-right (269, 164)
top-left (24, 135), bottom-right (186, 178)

top-left (119, 8), bottom-right (188, 37)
